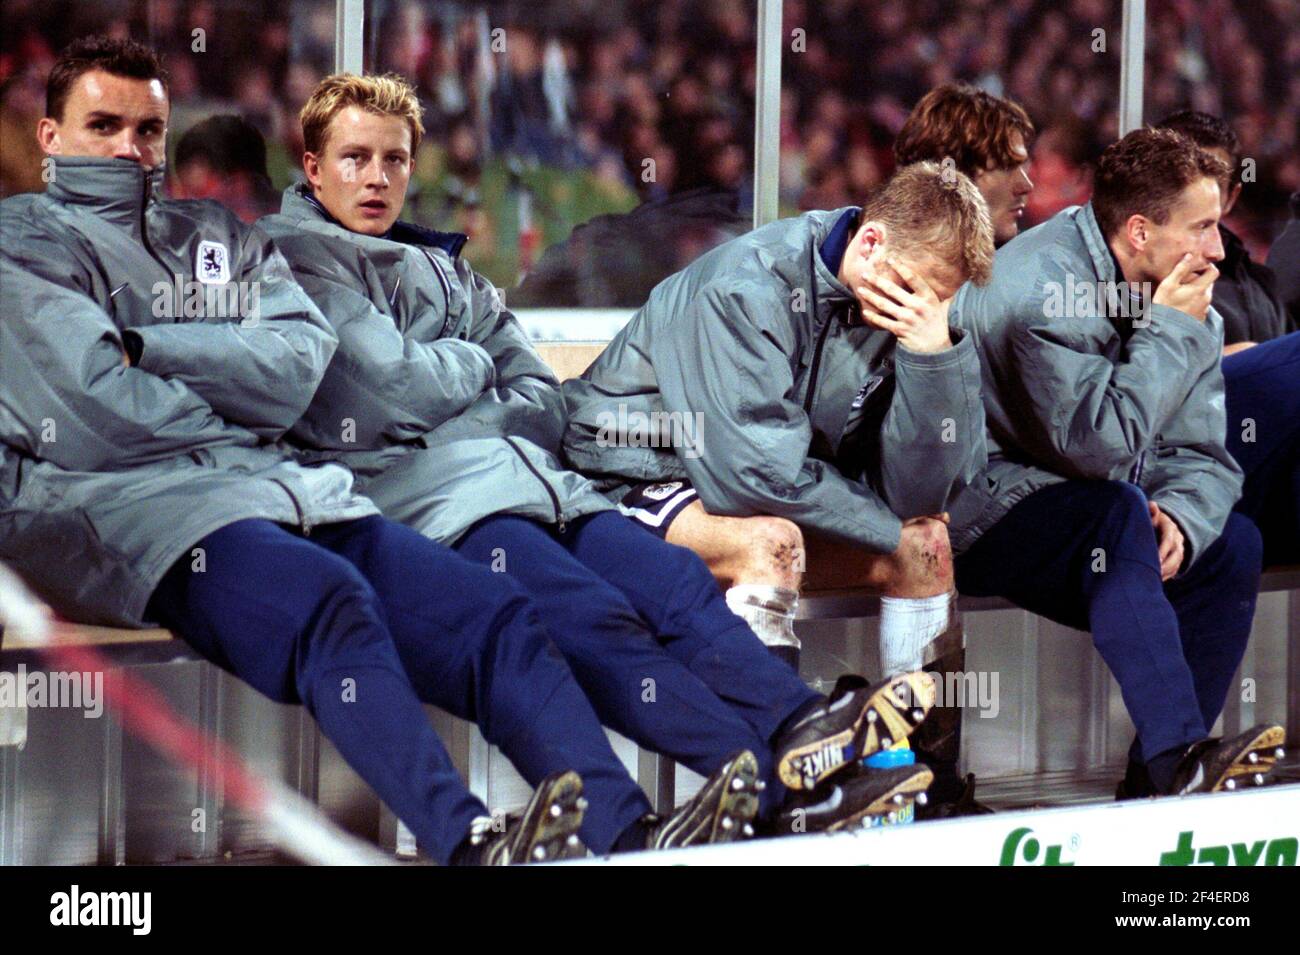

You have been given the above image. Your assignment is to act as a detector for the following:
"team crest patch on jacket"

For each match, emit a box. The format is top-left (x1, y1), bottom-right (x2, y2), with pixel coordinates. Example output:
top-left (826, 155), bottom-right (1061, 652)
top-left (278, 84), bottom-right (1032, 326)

top-left (196, 240), bottom-right (231, 284)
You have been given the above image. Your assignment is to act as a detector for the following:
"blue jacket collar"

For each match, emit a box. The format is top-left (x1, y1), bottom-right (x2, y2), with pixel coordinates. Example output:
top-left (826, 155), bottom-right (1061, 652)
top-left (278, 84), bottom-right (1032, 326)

top-left (819, 207), bottom-right (860, 275)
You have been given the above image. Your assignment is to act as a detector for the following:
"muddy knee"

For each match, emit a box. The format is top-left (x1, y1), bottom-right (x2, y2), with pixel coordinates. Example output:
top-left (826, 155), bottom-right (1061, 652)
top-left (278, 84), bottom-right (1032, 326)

top-left (891, 518), bottom-right (954, 595)
top-left (723, 520), bottom-right (804, 662)
top-left (733, 517), bottom-right (804, 590)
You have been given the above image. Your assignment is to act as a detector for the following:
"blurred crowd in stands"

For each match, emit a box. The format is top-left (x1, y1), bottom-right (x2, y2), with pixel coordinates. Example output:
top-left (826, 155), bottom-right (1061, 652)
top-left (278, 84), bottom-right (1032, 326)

top-left (2, 0), bottom-right (1296, 288)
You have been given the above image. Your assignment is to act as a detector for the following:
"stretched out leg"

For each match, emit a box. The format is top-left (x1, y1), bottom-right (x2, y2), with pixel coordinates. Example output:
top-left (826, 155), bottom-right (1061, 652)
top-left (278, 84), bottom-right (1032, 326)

top-left (314, 515), bottom-right (653, 855)
top-left (146, 518), bottom-right (485, 865)
top-left (453, 514), bottom-right (776, 808)
top-left (955, 481), bottom-right (1209, 764)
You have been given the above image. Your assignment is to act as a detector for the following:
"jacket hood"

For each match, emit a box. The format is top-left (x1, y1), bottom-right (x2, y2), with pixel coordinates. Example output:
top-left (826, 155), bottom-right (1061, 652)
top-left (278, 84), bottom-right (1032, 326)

top-left (45, 156), bottom-right (165, 238)
top-left (279, 182), bottom-right (467, 259)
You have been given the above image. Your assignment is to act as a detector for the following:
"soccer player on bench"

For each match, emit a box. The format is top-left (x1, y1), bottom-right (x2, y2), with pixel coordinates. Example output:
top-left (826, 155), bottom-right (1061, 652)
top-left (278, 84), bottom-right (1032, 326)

top-left (940, 125), bottom-right (1286, 797)
top-left (562, 160), bottom-right (996, 815)
top-left (259, 72), bottom-right (940, 839)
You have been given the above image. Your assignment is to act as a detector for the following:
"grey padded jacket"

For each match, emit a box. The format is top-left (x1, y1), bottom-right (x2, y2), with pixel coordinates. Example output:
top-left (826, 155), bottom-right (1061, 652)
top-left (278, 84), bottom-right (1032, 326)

top-left (944, 202), bottom-right (1242, 569)
top-left (0, 158), bottom-right (376, 627)
top-left (259, 185), bottom-right (613, 545)
top-left (561, 208), bottom-right (987, 553)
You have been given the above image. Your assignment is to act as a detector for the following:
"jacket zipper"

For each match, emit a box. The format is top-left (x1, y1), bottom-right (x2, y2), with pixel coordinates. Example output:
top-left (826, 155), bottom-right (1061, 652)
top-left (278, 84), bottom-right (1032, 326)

top-left (802, 315), bottom-right (835, 415)
top-left (418, 247), bottom-right (454, 337)
top-left (138, 169), bottom-right (177, 316)
top-left (1128, 451), bottom-right (1146, 485)
top-left (272, 478), bottom-right (312, 536)
top-left (504, 437), bottom-right (565, 533)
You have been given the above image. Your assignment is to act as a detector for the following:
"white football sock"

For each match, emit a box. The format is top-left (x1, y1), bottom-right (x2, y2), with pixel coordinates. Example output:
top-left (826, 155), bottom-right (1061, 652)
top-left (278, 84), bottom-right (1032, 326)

top-left (725, 584), bottom-right (800, 653)
top-left (878, 591), bottom-right (956, 677)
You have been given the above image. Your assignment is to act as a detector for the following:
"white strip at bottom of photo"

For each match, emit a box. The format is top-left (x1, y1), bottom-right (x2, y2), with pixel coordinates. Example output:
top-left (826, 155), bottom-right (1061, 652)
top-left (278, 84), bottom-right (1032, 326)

top-left (568, 783), bottom-right (1300, 866)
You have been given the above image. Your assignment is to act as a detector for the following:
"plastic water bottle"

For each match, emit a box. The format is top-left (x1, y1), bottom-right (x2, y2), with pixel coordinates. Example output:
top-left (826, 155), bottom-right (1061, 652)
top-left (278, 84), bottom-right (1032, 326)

top-left (862, 739), bottom-right (916, 827)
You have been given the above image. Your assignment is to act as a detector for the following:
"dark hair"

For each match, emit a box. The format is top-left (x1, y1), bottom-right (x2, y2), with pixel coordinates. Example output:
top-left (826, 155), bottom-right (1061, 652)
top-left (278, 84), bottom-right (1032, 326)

top-left (894, 83), bottom-right (1035, 177)
top-left (176, 114), bottom-right (269, 181)
top-left (1092, 127), bottom-right (1229, 240)
top-left (1155, 109), bottom-right (1241, 185)
top-left (46, 36), bottom-right (169, 122)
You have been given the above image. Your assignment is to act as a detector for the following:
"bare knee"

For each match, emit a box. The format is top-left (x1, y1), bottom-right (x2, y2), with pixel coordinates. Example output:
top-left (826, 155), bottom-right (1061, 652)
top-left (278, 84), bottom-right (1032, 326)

top-left (728, 516), bottom-right (805, 591)
top-left (668, 503), bottom-right (805, 591)
top-left (887, 518), bottom-right (954, 596)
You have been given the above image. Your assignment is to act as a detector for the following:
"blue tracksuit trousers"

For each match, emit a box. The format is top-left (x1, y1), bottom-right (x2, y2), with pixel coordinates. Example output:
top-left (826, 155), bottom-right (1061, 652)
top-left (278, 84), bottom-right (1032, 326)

top-left (455, 511), bottom-right (819, 812)
top-left (954, 481), bottom-right (1261, 763)
top-left (146, 515), bottom-right (651, 862)
top-left (1224, 330), bottom-right (1300, 564)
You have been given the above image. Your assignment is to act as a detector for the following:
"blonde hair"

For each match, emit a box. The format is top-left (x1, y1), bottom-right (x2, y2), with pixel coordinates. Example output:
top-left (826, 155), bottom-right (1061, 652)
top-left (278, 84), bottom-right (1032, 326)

top-left (300, 72), bottom-right (425, 155)
top-left (861, 161), bottom-right (995, 286)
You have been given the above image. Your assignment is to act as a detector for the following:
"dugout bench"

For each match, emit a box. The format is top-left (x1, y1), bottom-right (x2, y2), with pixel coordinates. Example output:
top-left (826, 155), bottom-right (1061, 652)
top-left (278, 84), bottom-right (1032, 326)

top-left (1, 319), bottom-right (1297, 864)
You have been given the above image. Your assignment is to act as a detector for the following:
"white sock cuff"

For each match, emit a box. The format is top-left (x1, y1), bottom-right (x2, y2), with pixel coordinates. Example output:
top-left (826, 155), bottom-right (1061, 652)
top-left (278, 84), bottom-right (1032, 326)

top-left (878, 591), bottom-right (956, 677)
top-left (725, 584), bottom-right (799, 614)
top-left (879, 591), bottom-right (953, 614)
top-left (726, 584), bottom-right (799, 648)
